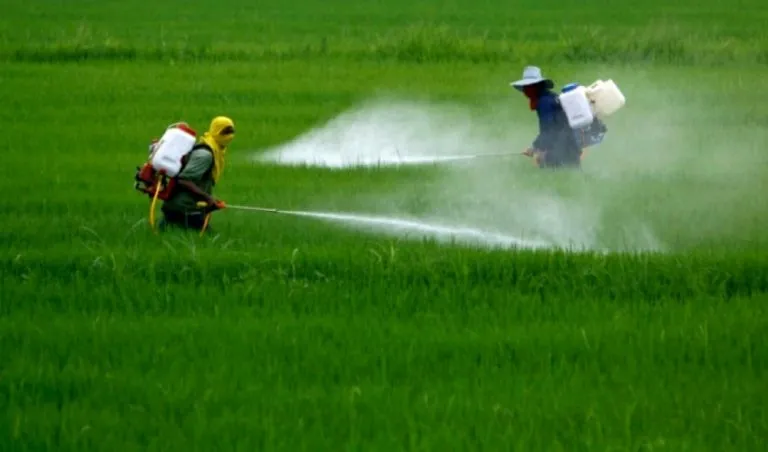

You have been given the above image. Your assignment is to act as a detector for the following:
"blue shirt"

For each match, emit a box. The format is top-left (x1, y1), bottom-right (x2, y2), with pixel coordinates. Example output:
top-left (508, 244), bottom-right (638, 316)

top-left (532, 92), bottom-right (566, 151)
top-left (529, 90), bottom-right (582, 167)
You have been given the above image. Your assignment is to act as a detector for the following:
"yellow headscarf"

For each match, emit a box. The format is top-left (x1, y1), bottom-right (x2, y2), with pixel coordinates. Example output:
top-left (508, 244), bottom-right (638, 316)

top-left (200, 116), bottom-right (235, 183)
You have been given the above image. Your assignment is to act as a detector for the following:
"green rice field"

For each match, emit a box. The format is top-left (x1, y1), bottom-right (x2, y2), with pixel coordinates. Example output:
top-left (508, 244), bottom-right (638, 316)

top-left (2, 0), bottom-right (767, 450)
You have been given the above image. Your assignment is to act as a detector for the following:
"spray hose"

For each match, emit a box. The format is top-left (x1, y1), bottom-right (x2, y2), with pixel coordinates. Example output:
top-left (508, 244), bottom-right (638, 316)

top-left (147, 173), bottom-right (214, 237)
top-left (201, 212), bottom-right (211, 236)
top-left (196, 200), bottom-right (228, 236)
top-left (148, 173), bottom-right (162, 233)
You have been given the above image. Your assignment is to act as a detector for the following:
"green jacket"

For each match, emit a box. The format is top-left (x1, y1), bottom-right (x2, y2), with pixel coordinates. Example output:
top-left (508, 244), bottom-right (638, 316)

top-left (162, 144), bottom-right (216, 213)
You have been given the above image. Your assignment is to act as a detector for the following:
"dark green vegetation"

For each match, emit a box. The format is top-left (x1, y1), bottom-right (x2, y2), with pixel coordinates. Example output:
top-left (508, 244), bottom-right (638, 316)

top-left (2, 0), bottom-right (767, 450)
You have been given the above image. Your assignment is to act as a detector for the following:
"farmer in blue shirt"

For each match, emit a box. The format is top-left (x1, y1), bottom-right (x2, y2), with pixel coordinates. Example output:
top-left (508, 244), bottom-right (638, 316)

top-left (511, 66), bottom-right (583, 169)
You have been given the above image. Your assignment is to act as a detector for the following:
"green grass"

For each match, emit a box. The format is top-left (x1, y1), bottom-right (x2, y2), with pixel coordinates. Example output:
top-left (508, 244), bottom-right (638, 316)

top-left (2, 0), bottom-right (768, 450)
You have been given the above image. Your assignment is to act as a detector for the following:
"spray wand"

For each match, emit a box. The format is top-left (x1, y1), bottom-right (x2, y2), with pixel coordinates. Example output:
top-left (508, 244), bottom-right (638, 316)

top-left (194, 201), bottom-right (282, 235)
top-left (225, 204), bottom-right (281, 213)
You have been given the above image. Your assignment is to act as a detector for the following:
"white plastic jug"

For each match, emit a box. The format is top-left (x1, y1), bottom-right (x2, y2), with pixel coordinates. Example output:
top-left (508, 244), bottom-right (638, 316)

top-left (150, 124), bottom-right (198, 177)
top-left (586, 79), bottom-right (625, 118)
top-left (558, 85), bottom-right (595, 129)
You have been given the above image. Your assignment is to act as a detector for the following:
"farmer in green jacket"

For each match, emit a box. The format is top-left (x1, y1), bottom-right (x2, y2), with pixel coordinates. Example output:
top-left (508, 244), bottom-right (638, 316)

top-left (159, 116), bottom-right (235, 233)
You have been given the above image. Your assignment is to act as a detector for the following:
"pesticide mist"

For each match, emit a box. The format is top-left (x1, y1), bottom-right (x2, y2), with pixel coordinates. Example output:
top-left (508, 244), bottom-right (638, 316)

top-left (252, 84), bottom-right (765, 253)
top-left (286, 210), bottom-right (553, 250)
top-left (256, 98), bottom-right (522, 168)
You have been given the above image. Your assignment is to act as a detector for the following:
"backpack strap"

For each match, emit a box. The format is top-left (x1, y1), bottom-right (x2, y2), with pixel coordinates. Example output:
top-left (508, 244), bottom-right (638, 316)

top-left (176, 142), bottom-right (214, 178)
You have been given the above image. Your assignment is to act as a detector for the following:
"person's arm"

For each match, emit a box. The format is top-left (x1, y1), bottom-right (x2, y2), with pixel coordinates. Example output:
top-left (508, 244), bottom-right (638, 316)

top-left (176, 179), bottom-right (215, 204)
top-left (175, 149), bottom-right (216, 204)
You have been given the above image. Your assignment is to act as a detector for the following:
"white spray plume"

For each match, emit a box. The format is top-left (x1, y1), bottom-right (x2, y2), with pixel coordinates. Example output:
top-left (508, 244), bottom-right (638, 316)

top-left (249, 77), bottom-right (761, 253)
top-left (255, 98), bottom-right (524, 168)
top-left (286, 210), bottom-right (555, 250)
top-left (250, 97), bottom-right (663, 252)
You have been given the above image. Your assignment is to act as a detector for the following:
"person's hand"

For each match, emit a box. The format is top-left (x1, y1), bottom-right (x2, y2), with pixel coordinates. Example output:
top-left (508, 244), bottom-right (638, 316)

top-left (205, 198), bottom-right (226, 211)
top-left (196, 199), bottom-right (226, 212)
top-left (522, 147), bottom-right (535, 157)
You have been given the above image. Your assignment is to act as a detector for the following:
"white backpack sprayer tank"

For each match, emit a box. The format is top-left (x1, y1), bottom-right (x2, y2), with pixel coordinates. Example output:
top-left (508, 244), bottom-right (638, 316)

top-left (134, 122), bottom-right (200, 231)
top-left (558, 83), bottom-right (595, 129)
top-left (586, 79), bottom-right (626, 118)
top-left (560, 83), bottom-right (607, 149)
top-left (149, 123), bottom-right (198, 177)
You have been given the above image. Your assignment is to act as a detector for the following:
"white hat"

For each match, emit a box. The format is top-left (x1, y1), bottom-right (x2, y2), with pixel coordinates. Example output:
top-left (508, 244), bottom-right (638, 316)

top-left (510, 66), bottom-right (554, 92)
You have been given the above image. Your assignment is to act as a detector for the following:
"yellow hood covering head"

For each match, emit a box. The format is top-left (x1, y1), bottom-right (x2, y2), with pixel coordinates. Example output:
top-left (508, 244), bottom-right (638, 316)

top-left (201, 116), bottom-right (235, 183)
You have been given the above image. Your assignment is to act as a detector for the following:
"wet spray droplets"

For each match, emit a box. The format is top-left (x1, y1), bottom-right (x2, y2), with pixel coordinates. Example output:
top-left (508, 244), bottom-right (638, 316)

top-left (254, 98), bottom-right (524, 168)
top-left (287, 210), bottom-right (553, 250)
top-left (246, 97), bottom-right (667, 253)
top-left (227, 204), bottom-right (553, 250)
